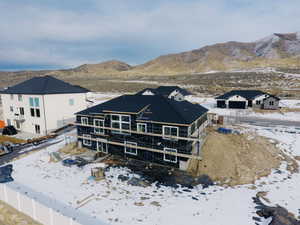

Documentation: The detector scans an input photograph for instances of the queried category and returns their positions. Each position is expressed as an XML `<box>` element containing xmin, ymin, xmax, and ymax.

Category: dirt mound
<box><xmin>187</xmin><ymin>130</ymin><xmax>296</xmax><ymax>186</ymax></box>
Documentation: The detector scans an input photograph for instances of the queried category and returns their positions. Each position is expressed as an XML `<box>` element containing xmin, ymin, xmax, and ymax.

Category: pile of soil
<box><xmin>187</xmin><ymin>130</ymin><xmax>297</xmax><ymax>186</ymax></box>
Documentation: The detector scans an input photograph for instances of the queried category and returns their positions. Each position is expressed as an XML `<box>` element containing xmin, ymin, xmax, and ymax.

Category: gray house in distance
<box><xmin>215</xmin><ymin>90</ymin><xmax>280</xmax><ymax>110</ymax></box>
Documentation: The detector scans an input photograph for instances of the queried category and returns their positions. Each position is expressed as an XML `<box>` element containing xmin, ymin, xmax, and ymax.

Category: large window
<box><xmin>163</xmin><ymin>126</ymin><xmax>178</xmax><ymax>140</ymax></box>
<box><xmin>124</xmin><ymin>141</ymin><xmax>137</xmax><ymax>155</ymax></box>
<box><xmin>164</xmin><ymin>148</ymin><xmax>177</xmax><ymax>163</ymax></box>
<box><xmin>29</xmin><ymin>97</ymin><xmax>40</xmax><ymax>117</ymax></box>
<box><xmin>137</xmin><ymin>123</ymin><xmax>147</xmax><ymax>133</ymax></box>
<box><xmin>35</xmin><ymin>124</ymin><xmax>41</xmax><ymax>134</ymax></box>
<box><xmin>83</xmin><ymin>134</ymin><xmax>92</xmax><ymax>146</ymax></box>
<box><xmin>94</xmin><ymin>119</ymin><xmax>105</xmax><ymax>134</ymax></box>
<box><xmin>111</xmin><ymin>114</ymin><xmax>131</xmax><ymax>134</ymax></box>
<box><xmin>81</xmin><ymin>117</ymin><xmax>89</xmax><ymax>125</ymax></box>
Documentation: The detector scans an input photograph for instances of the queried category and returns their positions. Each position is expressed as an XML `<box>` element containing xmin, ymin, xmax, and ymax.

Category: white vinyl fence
<box><xmin>0</xmin><ymin>182</ymin><xmax>107</xmax><ymax>225</ymax></box>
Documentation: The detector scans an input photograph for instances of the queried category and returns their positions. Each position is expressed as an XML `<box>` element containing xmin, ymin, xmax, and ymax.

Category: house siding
<box><xmin>76</xmin><ymin>113</ymin><xmax>206</xmax><ymax>168</ymax></box>
<box><xmin>263</xmin><ymin>96</ymin><xmax>279</xmax><ymax>110</ymax></box>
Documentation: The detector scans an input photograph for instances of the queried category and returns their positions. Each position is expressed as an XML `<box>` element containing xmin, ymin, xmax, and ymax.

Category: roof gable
<box><xmin>1</xmin><ymin>75</ymin><xmax>90</xmax><ymax>95</ymax></box>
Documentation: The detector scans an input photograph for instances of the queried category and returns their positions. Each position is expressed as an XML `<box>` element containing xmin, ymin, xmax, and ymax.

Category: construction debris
<box><xmin>91</xmin><ymin>167</ymin><xmax>105</xmax><ymax>181</ymax></box>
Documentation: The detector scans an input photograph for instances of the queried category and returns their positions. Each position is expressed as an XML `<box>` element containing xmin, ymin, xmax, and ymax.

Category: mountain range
<box><xmin>3</xmin><ymin>32</ymin><xmax>300</xmax><ymax>77</ymax></box>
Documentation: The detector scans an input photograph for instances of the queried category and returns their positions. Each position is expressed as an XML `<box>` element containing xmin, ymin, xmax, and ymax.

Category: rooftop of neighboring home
<box><xmin>77</xmin><ymin>95</ymin><xmax>208</xmax><ymax>125</ymax></box>
<box><xmin>215</xmin><ymin>90</ymin><xmax>280</xmax><ymax>100</ymax></box>
<box><xmin>136</xmin><ymin>86</ymin><xmax>192</xmax><ymax>97</ymax></box>
<box><xmin>0</xmin><ymin>75</ymin><xmax>90</xmax><ymax>95</ymax></box>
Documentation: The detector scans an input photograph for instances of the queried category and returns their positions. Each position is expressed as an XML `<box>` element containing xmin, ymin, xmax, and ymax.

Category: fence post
<box><xmin>49</xmin><ymin>208</ymin><xmax>54</xmax><ymax>225</ymax></box>
<box><xmin>32</xmin><ymin>198</ymin><xmax>37</xmax><ymax>220</ymax></box>
<box><xmin>17</xmin><ymin>192</ymin><xmax>21</xmax><ymax>211</ymax></box>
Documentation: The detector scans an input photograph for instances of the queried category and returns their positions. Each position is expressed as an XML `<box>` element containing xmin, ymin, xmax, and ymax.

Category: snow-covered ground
<box><xmin>9</xmin><ymin>125</ymin><xmax>300</xmax><ymax>225</ymax></box>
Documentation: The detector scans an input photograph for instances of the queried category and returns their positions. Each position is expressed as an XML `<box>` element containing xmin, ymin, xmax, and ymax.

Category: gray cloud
<box><xmin>0</xmin><ymin>0</ymin><xmax>299</xmax><ymax>70</ymax></box>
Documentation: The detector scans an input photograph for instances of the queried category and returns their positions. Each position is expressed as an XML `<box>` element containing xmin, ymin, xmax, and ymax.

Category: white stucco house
<box><xmin>0</xmin><ymin>75</ymin><xmax>91</xmax><ymax>135</ymax></box>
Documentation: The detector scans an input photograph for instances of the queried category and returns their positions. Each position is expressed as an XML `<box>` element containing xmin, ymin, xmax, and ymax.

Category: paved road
<box><xmin>0</xmin><ymin>138</ymin><xmax>63</xmax><ymax>166</ymax></box>
<box><xmin>225</xmin><ymin>115</ymin><xmax>300</xmax><ymax>128</ymax></box>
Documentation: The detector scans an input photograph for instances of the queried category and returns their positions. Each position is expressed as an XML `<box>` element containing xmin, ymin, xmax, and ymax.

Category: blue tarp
<box><xmin>217</xmin><ymin>127</ymin><xmax>232</xmax><ymax>134</ymax></box>
<box><xmin>0</xmin><ymin>164</ymin><xmax>14</xmax><ymax>183</ymax></box>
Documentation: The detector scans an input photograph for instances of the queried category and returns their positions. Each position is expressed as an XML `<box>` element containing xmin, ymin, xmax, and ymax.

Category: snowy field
<box><xmin>9</xmin><ymin>125</ymin><xmax>300</xmax><ymax>225</ymax></box>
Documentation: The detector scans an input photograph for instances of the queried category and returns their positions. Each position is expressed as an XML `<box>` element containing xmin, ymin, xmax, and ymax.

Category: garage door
<box><xmin>228</xmin><ymin>101</ymin><xmax>246</xmax><ymax>109</ymax></box>
<box><xmin>217</xmin><ymin>100</ymin><xmax>226</xmax><ymax>108</ymax></box>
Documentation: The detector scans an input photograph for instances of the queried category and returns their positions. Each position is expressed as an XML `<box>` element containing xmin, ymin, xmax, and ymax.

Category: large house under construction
<box><xmin>75</xmin><ymin>92</ymin><xmax>208</xmax><ymax>169</ymax></box>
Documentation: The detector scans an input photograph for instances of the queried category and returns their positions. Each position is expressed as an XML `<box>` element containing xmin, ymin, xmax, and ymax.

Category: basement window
<box><xmin>137</xmin><ymin>123</ymin><xmax>147</xmax><ymax>133</ymax></box>
<box><xmin>94</xmin><ymin>119</ymin><xmax>105</xmax><ymax>134</ymax></box>
<box><xmin>163</xmin><ymin>148</ymin><xmax>177</xmax><ymax>163</ymax></box>
<box><xmin>81</xmin><ymin>117</ymin><xmax>89</xmax><ymax>125</ymax></box>
<box><xmin>124</xmin><ymin>141</ymin><xmax>137</xmax><ymax>155</ymax></box>
<box><xmin>83</xmin><ymin>134</ymin><xmax>92</xmax><ymax>146</ymax></box>
<box><xmin>163</xmin><ymin>126</ymin><xmax>178</xmax><ymax>140</ymax></box>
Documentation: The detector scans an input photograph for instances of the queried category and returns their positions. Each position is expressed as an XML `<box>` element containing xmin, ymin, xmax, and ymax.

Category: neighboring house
<box><xmin>136</xmin><ymin>86</ymin><xmax>192</xmax><ymax>101</ymax></box>
<box><xmin>0</xmin><ymin>76</ymin><xmax>90</xmax><ymax>135</ymax></box>
<box><xmin>215</xmin><ymin>90</ymin><xmax>280</xmax><ymax>110</ymax></box>
<box><xmin>75</xmin><ymin>94</ymin><xmax>208</xmax><ymax>169</ymax></box>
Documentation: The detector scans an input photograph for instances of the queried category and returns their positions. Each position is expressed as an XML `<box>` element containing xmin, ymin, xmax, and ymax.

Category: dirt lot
<box><xmin>0</xmin><ymin>136</ymin><xmax>25</xmax><ymax>144</ymax></box>
<box><xmin>187</xmin><ymin>129</ymin><xmax>298</xmax><ymax>186</ymax></box>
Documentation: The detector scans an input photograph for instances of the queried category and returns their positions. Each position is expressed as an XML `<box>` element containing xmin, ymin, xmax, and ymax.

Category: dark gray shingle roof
<box><xmin>215</xmin><ymin>90</ymin><xmax>268</xmax><ymax>100</ymax></box>
<box><xmin>1</xmin><ymin>75</ymin><xmax>90</xmax><ymax>95</ymax></box>
<box><xmin>77</xmin><ymin>95</ymin><xmax>208</xmax><ymax>125</ymax></box>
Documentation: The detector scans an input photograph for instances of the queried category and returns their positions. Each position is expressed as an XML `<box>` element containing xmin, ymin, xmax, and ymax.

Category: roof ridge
<box><xmin>161</xmin><ymin>97</ymin><xmax>189</xmax><ymax>124</ymax></box>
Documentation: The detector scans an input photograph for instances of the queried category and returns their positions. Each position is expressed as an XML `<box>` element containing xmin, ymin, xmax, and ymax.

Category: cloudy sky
<box><xmin>0</xmin><ymin>0</ymin><xmax>299</xmax><ymax>71</ymax></box>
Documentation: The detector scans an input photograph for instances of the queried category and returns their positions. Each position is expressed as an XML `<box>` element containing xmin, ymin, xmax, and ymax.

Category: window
<box><xmin>164</xmin><ymin>148</ymin><xmax>177</xmax><ymax>163</ymax></box>
<box><xmin>18</xmin><ymin>94</ymin><xmax>22</xmax><ymax>102</ymax></box>
<box><xmin>81</xmin><ymin>117</ymin><xmax>88</xmax><ymax>125</ymax></box>
<box><xmin>94</xmin><ymin>119</ymin><xmax>104</xmax><ymax>134</ymax></box>
<box><xmin>29</xmin><ymin>97</ymin><xmax>34</xmax><ymax>107</ymax></box>
<box><xmin>36</xmin><ymin>109</ymin><xmax>40</xmax><ymax>117</ymax></box>
<box><xmin>34</xmin><ymin>98</ymin><xmax>39</xmax><ymax>107</ymax></box>
<box><xmin>6</xmin><ymin>119</ymin><xmax>11</xmax><ymax>126</ymax></box>
<box><xmin>10</xmin><ymin>106</ymin><xmax>13</xmax><ymax>112</ymax></box>
<box><xmin>83</xmin><ymin>134</ymin><xmax>92</xmax><ymax>146</ymax></box>
<box><xmin>124</xmin><ymin>141</ymin><xmax>137</xmax><ymax>155</ymax></box>
<box><xmin>97</xmin><ymin>141</ymin><xmax>107</xmax><ymax>153</ymax></box>
<box><xmin>10</xmin><ymin>94</ymin><xmax>14</xmax><ymax>100</ymax></box>
<box><xmin>19</xmin><ymin>107</ymin><xmax>24</xmax><ymax>115</ymax></box>
<box><xmin>111</xmin><ymin>114</ymin><xmax>131</xmax><ymax>134</ymax></box>
<box><xmin>256</xmin><ymin>100</ymin><xmax>261</xmax><ymax>105</ymax></box>
<box><xmin>30</xmin><ymin>108</ymin><xmax>35</xmax><ymax>117</ymax></box>
<box><xmin>137</xmin><ymin>123</ymin><xmax>147</xmax><ymax>133</ymax></box>
<box><xmin>163</xmin><ymin>126</ymin><xmax>179</xmax><ymax>140</ymax></box>
<box><xmin>29</xmin><ymin>97</ymin><xmax>39</xmax><ymax>107</ymax></box>
<box><xmin>69</xmin><ymin>99</ymin><xmax>74</xmax><ymax>106</ymax></box>
<box><xmin>35</xmin><ymin>124</ymin><xmax>40</xmax><ymax>134</ymax></box>
<box><xmin>269</xmin><ymin>101</ymin><xmax>274</xmax><ymax>106</ymax></box>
